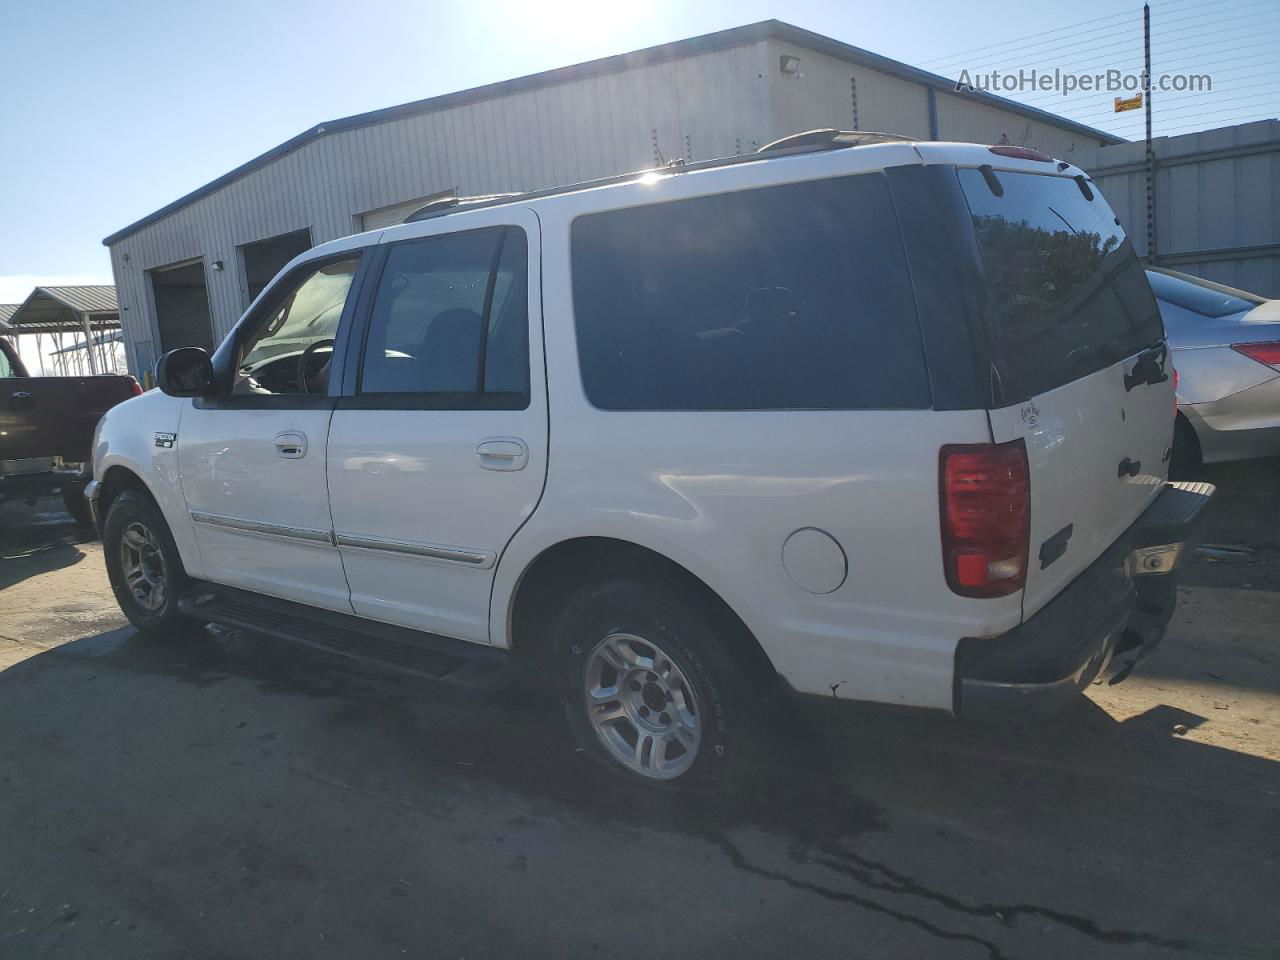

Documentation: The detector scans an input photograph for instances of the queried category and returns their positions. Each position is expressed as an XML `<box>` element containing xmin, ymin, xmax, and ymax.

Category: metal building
<box><xmin>104</xmin><ymin>19</ymin><xmax>1122</xmax><ymax>376</ymax></box>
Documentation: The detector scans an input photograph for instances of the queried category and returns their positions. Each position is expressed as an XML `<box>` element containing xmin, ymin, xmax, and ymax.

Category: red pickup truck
<box><xmin>0</xmin><ymin>335</ymin><xmax>140</xmax><ymax>524</ymax></box>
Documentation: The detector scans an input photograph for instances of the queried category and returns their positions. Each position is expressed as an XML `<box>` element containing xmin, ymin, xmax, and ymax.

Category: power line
<box><xmin>918</xmin><ymin>11</ymin><xmax>1131</xmax><ymax>66</ymax></box>
<box><xmin>1008</xmin><ymin>37</ymin><xmax>1275</xmax><ymax>108</ymax></box>
<box><xmin>1059</xmin><ymin>79</ymin><xmax>1280</xmax><ymax>120</ymax></box>
<box><xmin>1006</xmin><ymin>77</ymin><xmax>1279</xmax><ymax>127</ymax></box>
<box><xmin>922</xmin><ymin>0</ymin><xmax>1275</xmax><ymax>69</ymax></box>
<box><xmin>1014</xmin><ymin>67</ymin><xmax>1268</xmax><ymax>114</ymax></box>
<box><xmin>1154</xmin><ymin>38</ymin><xmax>1280</xmax><ymax>72</ymax></box>
<box><xmin>1145</xmin><ymin>0</ymin><xmax>1280</xmax><ymax>31</ymax></box>
<box><xmin>1152</xmin><ymin>26</ymin><xmax>1280</xmax><ymax>62</ymax></box>
<box><xmin>1157</xmin><ymin>39</ymin><xmax>1274</xmax><ymax>72</ymax></box>
<box><xmin>1056</xmin><ymin>85</ymin><xmax>1280</xmax><ymax>126</ymax></box>
<box><xmin>1158</xmin><ymin>105</ymin><xmax>1278</xmax><ymax>131</ymax></box>
<box><xmin>935</xmin><ymin>13</ymin><xmax>1271</xmax><ymax>89</ymax></box>
<box><xmin>929</xmin><ymin>26</ymin><xmax>1145</xmax><ymax>72</ymax></box>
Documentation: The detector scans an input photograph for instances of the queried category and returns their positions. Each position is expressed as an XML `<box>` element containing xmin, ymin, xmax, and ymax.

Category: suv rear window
<box><xmin>571</xmin><ymin>174</ymin><xmax>930</xmax><ymax>411</ymax></box>
<box><xmin>958</xmin><ymin>168</ymin><xmax>1163</xmax><ymax>403</ymax></box>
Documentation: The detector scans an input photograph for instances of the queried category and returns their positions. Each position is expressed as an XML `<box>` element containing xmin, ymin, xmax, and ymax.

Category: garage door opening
<box><xmin>149</xmin><ymin>259</ymin><xmax>214</xmax><ymax>354</ymax></box>
<box><xmin>239</xmin><ymin>228</ymin><xmax>312</xmax><ymax>304</ymax></box>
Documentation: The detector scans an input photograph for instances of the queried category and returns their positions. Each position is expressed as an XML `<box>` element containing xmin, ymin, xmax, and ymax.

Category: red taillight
<box><xmin>988</xmin><ymin>145</ymin><xmax>1054</xmax><ymax>163</ymax></box>
<box><xmin>128</xmin><ymin>376</ymin><xmax>143</xmax><ymax>396</ymax></box>
<box><xmin>940</xmin><ymin>440</ymin><xmax>1030</xmax><ymax>598</ymax></box>
<box><xmin>1231</xmin><ymin>341</ymin><xmax>1280</xmax><ymax>370</ymax></box>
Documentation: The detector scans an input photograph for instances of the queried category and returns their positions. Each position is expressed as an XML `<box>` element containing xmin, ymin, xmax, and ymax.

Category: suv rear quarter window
<box><xmin>570</xmin><ymin>174</ymin><xmax>930</xmax><ymax>411</ymax></box>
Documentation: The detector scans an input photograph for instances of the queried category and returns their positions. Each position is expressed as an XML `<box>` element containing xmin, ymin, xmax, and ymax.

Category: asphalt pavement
<box><xmin>1</xmin><ymin>460</ymin><xmax>1277</xmax><ymax>959</ymax></box>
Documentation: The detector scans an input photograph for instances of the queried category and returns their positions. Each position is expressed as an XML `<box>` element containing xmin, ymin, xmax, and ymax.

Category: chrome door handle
<box><xmin>274</xmin><ymin>431</ymin><xmax>308</xmax><ymax>459</ymax></box>
<box><xmin>475</xmin><ymin>437</ymin><xmax>528</xmax><ymax>471</ymax></box>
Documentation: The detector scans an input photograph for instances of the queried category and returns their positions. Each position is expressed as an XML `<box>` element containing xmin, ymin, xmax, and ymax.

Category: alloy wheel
<box><xmin>582</xmin><ymin>632</ymin><xmax>702</xmax><ymax>780</ymax></box>
<box><xmin>119</xmin><ymin>521</ymin><xmax>168</xmax><ymax>612</ymax></box>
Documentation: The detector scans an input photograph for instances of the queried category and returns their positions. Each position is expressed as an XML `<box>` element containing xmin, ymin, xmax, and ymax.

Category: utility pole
<box><xmin>1144</xmin><ymin>3</ymin><xmax>1157</xmax><ymax>264</ymax></box>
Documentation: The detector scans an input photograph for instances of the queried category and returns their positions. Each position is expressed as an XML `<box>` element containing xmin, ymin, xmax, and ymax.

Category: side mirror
<box><xmin>156</xmin><ymin>347</ymin><xmax>215</xmax><ymax>398</ymax></box>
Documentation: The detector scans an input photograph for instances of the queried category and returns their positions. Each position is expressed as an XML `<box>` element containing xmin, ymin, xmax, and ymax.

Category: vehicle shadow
<box><xmin>1</xmin><ymin>621</ymin><xmax>1277</xmax><ymax>957</ymax></box>
<box><xmin>0</xmin><ymin>500</ymin><xmax>93</xmax><ymax>591</ymax></box>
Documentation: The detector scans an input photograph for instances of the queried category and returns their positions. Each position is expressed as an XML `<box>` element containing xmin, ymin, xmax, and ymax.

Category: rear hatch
<box><xmin>956</xmin><ymin>165</ymin><xmax>1173</xmax><ymax>618</ymax></box>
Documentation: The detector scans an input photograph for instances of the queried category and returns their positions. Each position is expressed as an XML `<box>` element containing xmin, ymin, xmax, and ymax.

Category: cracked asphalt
<box><xmin>1</xmin><ymin>460</ymin><xmax>1277</xmax><ymax>959</ymax></box>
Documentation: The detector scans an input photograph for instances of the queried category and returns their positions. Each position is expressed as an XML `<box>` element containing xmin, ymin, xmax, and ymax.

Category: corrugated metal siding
<box><xmin>1078</xmin><ymin>120</ymin><xmax>1280</xmax><ymax>297</ymax></box>
<box><xmin>934</xmin><ymin>92</ymin><xmax>1107</xmax><ymax>158</ymax></box>
<box><xmin>766</xmin><ymin>40</ymin><xmax>931</xmax><ymax>140</ymax></box>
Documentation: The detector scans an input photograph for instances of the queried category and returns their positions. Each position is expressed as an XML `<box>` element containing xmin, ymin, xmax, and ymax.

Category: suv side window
<box><xmin>358</xmin><ymin>226</ymin><xmax>528</xmax><ymax>406</ymax></box>
<box><xmin>0</xmin><ymin>342</ymin><xmax>13</xmax><ymax>379</ymax></box>
<box><xmin>233</xmin><ymin>257</ymin><xmax>361</xmax><ymax>395</ymax></box>
<box><xmin>570</xmin><ymin>174</ymin><xmax>930</xmax><ymax>411</ymax></box>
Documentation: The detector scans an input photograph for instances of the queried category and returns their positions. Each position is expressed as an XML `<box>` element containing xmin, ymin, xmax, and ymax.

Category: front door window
<box><xmin>233</xmin><ymin>257</ymin><xmax>359</xmax><ymax>395</ymax></box>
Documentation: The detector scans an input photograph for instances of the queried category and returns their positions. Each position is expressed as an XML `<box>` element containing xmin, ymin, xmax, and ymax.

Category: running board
<box><xmin>178</xmin><ymin>582</ymin><xmax>507</xmax><ymax>687</ymax></box>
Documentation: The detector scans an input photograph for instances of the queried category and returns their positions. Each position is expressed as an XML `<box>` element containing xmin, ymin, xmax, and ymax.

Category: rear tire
<box><xmin>554</xmin><ymin>577</ymin><xmax>763</xmax><ymax>792</ymax></box>
<box><xmin>103</xmin><ymin>491</ymin><xmax>196</xmax><ymax>635</ymax></box>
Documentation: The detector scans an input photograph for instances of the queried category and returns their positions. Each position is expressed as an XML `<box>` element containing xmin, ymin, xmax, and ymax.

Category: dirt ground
<box><xmin>0</xmin><ymin>460</ymin><xmax>1277</xmax><ymax>959</ymax></box>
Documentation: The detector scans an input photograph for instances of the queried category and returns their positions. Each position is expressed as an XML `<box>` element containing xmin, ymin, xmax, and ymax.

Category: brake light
<box><xmin>940</xmin><ymin>441</ymin><xmax>1030</xmax><ymax>598</ymax></box>
<box><xmin>1231</xmin><ymin>341</ymin><xmax>1280</xmax><ymax>370</ymax></box>
<box><xmin>988</xmin><ymin>145</ymin><xmax>1054</xmax><ymax>163</ymax></box>
<box><xmin>127</xmin><ymin>376</ymin><xmax>143</xmax><ymax>396</ymax></box>
<box><xmin>1173</xmin><ymin>367</ymin><xmax>1180</xmax><ymax>417</ymax></box>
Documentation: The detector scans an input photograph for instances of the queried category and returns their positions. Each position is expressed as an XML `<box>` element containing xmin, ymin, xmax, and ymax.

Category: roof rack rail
<box><xmin>757</xmin><ymin>128</ymin><xmax>912</xmax><ymax>154</ymax></box>
<box><xmin>405</xmin><ymin>191</ymin><xmax>522</xmax><ymax>223</ymax></box>
<box><xmin>396</xmin><ymin>129</ymin><xmax>917</xmax><ymax>224</ymax></box>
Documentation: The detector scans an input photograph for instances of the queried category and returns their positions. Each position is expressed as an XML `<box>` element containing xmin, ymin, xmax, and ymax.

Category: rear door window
<box><xmin>570</xmin><ymin>174</ymin><xmax>930</xmax><ymax>411</ymax></box>
<box><xmin>958</xmin><ymin>168</ymin><xmax>1163</xmax><ymax>402</ymax></box>
<box><xmin>359</xmin><ymin>226</ymin><xmax>529</xmax><ymax>404</ymax></box>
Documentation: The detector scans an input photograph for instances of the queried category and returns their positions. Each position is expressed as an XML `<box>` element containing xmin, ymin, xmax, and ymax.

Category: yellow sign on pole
<box><xmin>1115</xmin><ymin>93</ymin><xmax>1144</xmax><ymax>113</ymax></box>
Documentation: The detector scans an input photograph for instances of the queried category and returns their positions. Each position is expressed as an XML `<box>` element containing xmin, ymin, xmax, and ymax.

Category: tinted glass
<box><xmin>958</xmin><ymin>169</ymin><xmax>1164</xmax><ymax>402</ymax></box>
<box><xmin>1146</xmin><ymin>269</ymin><xmax>1261</xmax><ymax>319</ymax></box>
<box><xmin>361</xmin><ymin>227</ymin><xmax>528</xmax><ymax>398</ymax></box>
<box><xmin>0</xmin><ymin>344</ymin><xmax>12</xmax><ymax>379</ymax></box>
<box><xmin>234</xmin><ymin>257</ymin><xmax>359</xmax><ymax>395</ymax></box>
<box><xmin>571</xmin><ymin>174</ymin><xmax>930</xmax><ymax>411</ymax></box>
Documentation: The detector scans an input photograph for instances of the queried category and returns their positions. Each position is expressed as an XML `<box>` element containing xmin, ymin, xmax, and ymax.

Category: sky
<box><xmin>1</xmin><ymin>0</ymin><xmax>1276</xmax><ymax>311</ymax></box>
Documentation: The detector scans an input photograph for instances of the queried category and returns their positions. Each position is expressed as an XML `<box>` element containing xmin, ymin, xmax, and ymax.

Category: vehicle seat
<box><xmin>418</xmin><ymin>308</ymin><xmax>483</xmax><ymax>391</ymax></box>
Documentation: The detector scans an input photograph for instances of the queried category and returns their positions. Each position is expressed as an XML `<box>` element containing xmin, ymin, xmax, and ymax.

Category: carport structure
<box><xmin>4</xmin><ymin>286</ymin><xmax>122</xmax><ymax>375</ymax></box>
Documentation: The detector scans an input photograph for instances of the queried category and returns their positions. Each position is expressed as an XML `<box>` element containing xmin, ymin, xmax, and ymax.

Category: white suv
<box><xmin>91</xmin><ymin>132</ymin><xmax>1213</xmax><ymax>790</ymax></box>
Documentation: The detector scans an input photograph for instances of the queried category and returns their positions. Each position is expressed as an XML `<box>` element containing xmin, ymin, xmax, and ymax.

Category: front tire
<box><xmin>555</xmin><ymin>577</ymin><xmax>761</xmax><ymax>791</ymax></box>
<box><xmin>62</xmin><ymin>481</ymin><xmax>93</xmax><ymax>527</ymax></box>
<box><xmin>103</xmin><ymin>491</ymin><xmax>193</xmax><ymax>635</ymax></box>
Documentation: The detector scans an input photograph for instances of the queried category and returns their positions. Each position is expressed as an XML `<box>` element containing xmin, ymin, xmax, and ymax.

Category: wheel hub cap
<box><xmin>583</xmin><ymin>632</ymin><xmax>701</xmax><ymax>780</ymax></box>
<box><xmin>120</xmin><ymin>521</ymin><xmax>167</xmax><ymax>612</ymax></box>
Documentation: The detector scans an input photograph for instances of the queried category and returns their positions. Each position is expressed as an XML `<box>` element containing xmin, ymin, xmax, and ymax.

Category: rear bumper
<box><xmin>0</xmin><ymin>466</ymin><xmax>85</xmax><ymax>502</ymax></box>
<box><xmin>956</xmin><ymin>480</ymin><xmax>1215</xmax><ymax>721</ymax></box>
